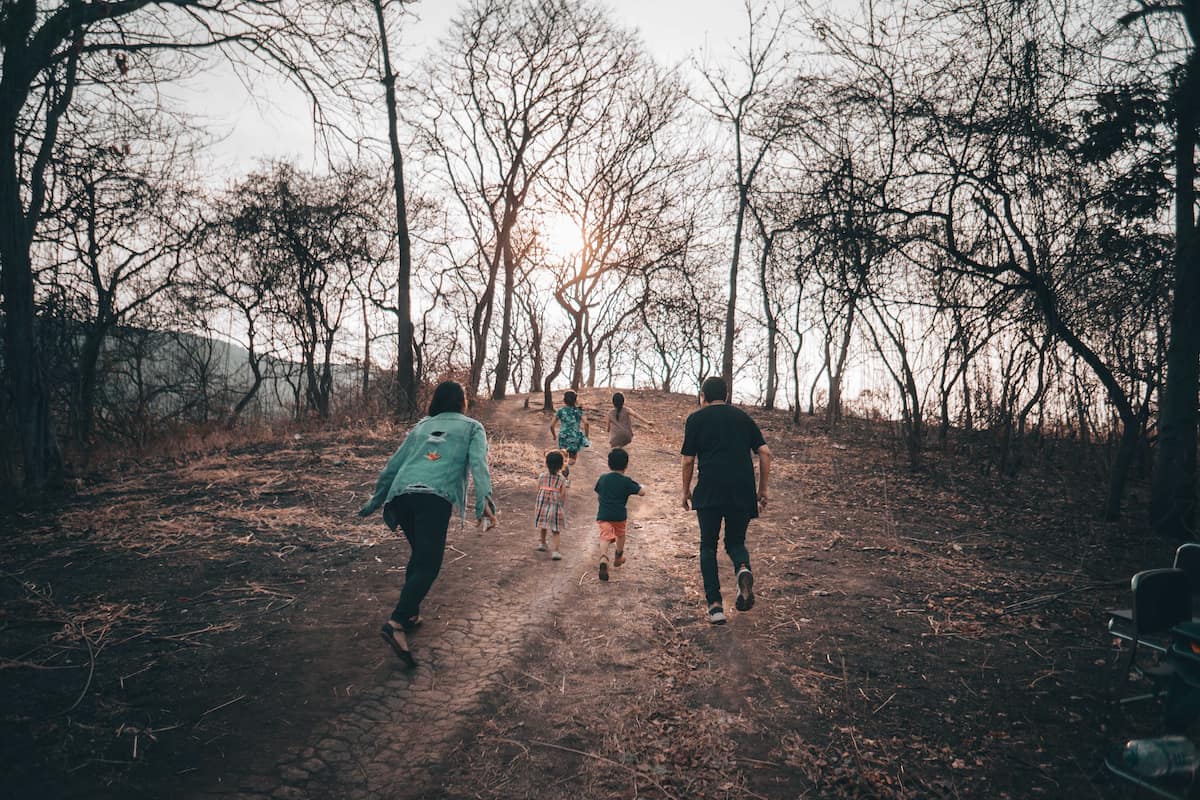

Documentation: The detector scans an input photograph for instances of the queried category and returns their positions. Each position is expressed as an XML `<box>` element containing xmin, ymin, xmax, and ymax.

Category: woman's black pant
<box><xmin>386</xmin><ymin>493</ymin><xmax>453</xmax><ymax>626</ymax></box>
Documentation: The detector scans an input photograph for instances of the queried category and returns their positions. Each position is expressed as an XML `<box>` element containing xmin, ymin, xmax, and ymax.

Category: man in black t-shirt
<box><xmin>681</xmin><ymin>376</ymin><xmax>771</xmax><ymax>624</ymax></box>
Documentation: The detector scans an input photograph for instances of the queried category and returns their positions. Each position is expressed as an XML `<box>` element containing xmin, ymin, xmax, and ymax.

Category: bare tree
<box><xmin>411</xmin><ymin>0</ymin><xmax>638</xmax><ymax>399</ymax></box>
<box><xmin>536</xmin><ymin>56</ymin><xmax>692</xmax><ymax>407</ymax></box>
<box><xmin>38</xmin><ymin>123</ymin><xmax>200</xmax><ymax>459</ymax></box>
<box><xmin>1112</xmin><ymin>1</ymin><xmax>1200</xmax><ymax>537</ymax></box>
<box><xmin>220</xmin><ymin>162</ymin><xmax>382</xmax><ymax>421</ymax></box>
<box><xmin>367</xmin><ymin>0</ymin><xmax>420</xmax><ymax>417</ymax></box>
<box><xmin>0</xmin><ymin>0</ymin><xmax>339</xmax><ymax>488</ymax></box>
<box><xmin>697</xmin><ymin>0</ymin><xmax>803</xmax><ymax>393</ymax></box>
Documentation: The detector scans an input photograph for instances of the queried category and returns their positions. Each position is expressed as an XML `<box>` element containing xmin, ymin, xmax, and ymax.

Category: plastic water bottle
<box><xmin>1123</xmin><ymin>736</ymin><xmax>1200</xmax><ymax>777</ymax></box>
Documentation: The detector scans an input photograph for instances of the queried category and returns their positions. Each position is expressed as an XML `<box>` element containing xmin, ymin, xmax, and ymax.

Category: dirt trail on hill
<box><xmin>188</xmin><ymin>392</ymin><xmax>741</xmax><ymax>800</ymax></box>
<box><xmin>3</xmin><ymin>389</ymin><xmax>1136</xmax><ymax>799</ymax></box>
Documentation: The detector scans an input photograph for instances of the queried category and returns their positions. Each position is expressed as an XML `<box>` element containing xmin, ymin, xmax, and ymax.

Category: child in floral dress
<box><xmin>550</xmin><ymin>390</ymin><xmax>590</xmax><ymax>466</ymax></box>
<box><xmin>534</xmin><ymin>450</ymin><xmax>569</xmax><ymax>560</ymax></box>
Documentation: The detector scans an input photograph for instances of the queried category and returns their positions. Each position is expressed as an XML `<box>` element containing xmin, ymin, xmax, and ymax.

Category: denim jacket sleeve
<box><xmin>358</xmin><ymin>429</ymin><xmax>419</xmax><ymax>517</ymax></box>
<box><xmin>468</xmin><ymin>421</ymin><xmax>493</xmax><ymax>519</ymax></box>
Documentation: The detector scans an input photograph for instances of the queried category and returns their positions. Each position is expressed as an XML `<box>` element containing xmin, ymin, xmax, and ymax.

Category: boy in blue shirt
<box><xmin>594</xmin><ymin>448</ymin><xmax>644</xmax><ymax>581</ymax></box>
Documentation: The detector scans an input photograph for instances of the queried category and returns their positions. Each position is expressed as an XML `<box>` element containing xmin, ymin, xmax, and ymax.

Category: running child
<box><xmin>550</xmin><ymin>390</ymin><xmax>590</xmax><ymax>466</ymax></box>
<box><xmin>534</xmin><ymin>450</ymin><xmax>569</xmax><ymax>560</ymax></box>
<box><xmin>606</xmin><ymin>392</ymin><xmax>653</xmax><ymax>448</ymax></box>
<box><xmin>594</xmin><ymin>447</ymin><xmax>644</xmax><ymax>581</ymax></box>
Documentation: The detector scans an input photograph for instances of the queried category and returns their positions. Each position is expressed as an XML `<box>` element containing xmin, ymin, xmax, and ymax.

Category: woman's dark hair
<box><xmin>545</xmin><ymin>450</ymin><xmax>564</xmax><ymax>474</ymax></box>
<box><xmin>608</xmin><ymin>448</ymin><xmax>629</xmax><ymax>470</ymax></box>
<box><xmin>563</xmin><ymin>390</ymin><xmax>577</xmax><ymax>407</ymax></box>
<box><xmin>428</xmin><ymin>381</ymin><xmax>466</xmax><ymax>416</ymax></box>
<box><xmin>612</xmin><ymin>392</ymin><xmax>625</xmax><ymax>417</ymax></box>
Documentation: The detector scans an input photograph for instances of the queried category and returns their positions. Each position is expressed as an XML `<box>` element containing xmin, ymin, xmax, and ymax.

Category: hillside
<box><xmin>0</xmin><ymin>389</ymin><xmax>1163</xmax><ymax>798</ymax></box>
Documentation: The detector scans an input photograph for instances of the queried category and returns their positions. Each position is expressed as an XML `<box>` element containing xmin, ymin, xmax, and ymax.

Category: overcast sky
<box><xmin>173</xmin><ymin>0</ymin><xmax>827</xmax><ymax>176</ymax></box>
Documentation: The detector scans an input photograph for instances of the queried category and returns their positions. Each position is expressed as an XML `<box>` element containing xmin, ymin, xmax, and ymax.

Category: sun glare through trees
<box><xmin>540</xmin><ymin>212</ymin><xmax>585</xmax><ymax>261</ymax></box>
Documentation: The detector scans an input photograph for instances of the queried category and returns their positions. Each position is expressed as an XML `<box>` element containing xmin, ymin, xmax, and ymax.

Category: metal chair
<box><xmin>1176</xmin><ymin>544</ymin><xmax>1200</xmax><ymax>609</ymax></box>
<box><xmin>1109</xmin><ymin>568</ymin><xmax>1192</xmax><ymax>703</ymax></box>
<box><xmin>1104</xmin><ymin>754</ymin><xmax>1200</xmax><ymax>800</ymax></box>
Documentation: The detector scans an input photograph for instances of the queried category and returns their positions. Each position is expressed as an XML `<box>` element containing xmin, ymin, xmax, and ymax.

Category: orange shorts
<box><xmin>597</xmin><ymin>521</ymin><xmax>627</xmax><ymax>542</ymax></box>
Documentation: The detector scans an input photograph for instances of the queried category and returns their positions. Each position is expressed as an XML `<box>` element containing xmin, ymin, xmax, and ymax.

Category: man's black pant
<box><xmin>696</xmin><ymin>507</ymin><xmax>752</xmax><ymax>605</ymax></box>
<box><xmin>386</xmin><ymin>492</ymin><xmax>453</xmax><ymax>626</ymax></box>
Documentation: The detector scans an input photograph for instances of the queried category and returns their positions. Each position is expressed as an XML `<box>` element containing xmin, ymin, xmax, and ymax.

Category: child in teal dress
<box><xmin>550</xmin><ymin>390</ymin><xmax>590</xmax><ymax>466</ymax></box>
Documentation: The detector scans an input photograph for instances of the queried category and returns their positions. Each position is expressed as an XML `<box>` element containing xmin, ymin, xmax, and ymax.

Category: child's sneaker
<box><xmin>535</xmin><ymin>543</ymin><xmax>547</xmax><ymax>552</ymax></box>
<box><xmin>613</xmin><ymin>551</ymin><xmax>625</xmax><ymax>567</ymax></box>
<box><xmin>599</xmin><ymin>561</ymin><xmax>609</xmax><ymax>581</ymax></box>
<box><xmin>707</xmin><ymin>604</ymin><xmax>727</xmax><ymax>625</ymax></box>
<box><xmin>551</xmin><ymin>551</ymin><xmax>562</xmax><ymax>561</ymax></box>
<box><xmin>735</xmin><ymin>567</ymin><xmax>755</xmax><ymax>611</ymax></box>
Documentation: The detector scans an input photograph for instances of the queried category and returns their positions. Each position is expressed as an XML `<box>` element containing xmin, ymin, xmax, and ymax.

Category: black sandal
<box><xmin>380</xmin><ymin>624</ymin><xmax>416</xmax><ymax>669</ymax></box>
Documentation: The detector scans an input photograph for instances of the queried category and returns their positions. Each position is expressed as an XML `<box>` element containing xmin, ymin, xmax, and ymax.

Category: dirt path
<box><xmin>2</xmin><ymin>389</ymin><xmax>1140</xmax><ymax>799</ymax></box>
<box><xmin>181</xmin><ymin>391</ymin><xmax>730</xmax><ymax>799</ymax></box>
<box><xmin>425</xmin><ymin>392</ymin><xmax>803</xmax><ymax>799</ymax></box>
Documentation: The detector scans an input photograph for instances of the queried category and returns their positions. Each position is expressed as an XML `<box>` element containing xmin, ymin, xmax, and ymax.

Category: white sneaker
<box><xmin>707</xmin><ymin>605</ymin><xmax>727</xmax><ymax>625</ymax></box>
<box><xmin>535</xmin><ymin>543</ymin><xmax>547</xmax><ymax>552</ymax></box>
<box><xmin>551</xmin><ymin>551</ymin><xmax>562</xmax><ymax>561</ymax></box>
<box><xmin>735</xmin><ymin>567</ymin><xmax>755</xmax><ymax>611</ymax></box>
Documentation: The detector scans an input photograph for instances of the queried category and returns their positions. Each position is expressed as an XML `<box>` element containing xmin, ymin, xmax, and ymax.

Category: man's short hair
<box><xmin>701</xmin><ymin>376</ymin><xmax>727</xmax><ymax>403</ymax></box>
<box><xmin>608</xmin><ymin>448</ymin><xmax>629</xmax><ymax>470</ymax></box>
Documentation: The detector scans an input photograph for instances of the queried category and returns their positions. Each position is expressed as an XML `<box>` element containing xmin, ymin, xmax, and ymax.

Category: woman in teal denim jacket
<box><xmin>359</xmin><ymin>381</ymin><xmax>497</xmax><ymax>667</ymax></box>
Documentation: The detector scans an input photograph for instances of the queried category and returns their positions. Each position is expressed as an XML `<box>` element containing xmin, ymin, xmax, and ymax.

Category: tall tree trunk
<box><xmin>361</xmin><ymin>295</ymin><xmax>371</xmax><ymax>401</ymax></box>
<box><xmin>808</xmin><ymin>354</ymin><xmax>825</xmax><ymax>416</ymax></box>
<box><xmin>527</xmin><ymin>305</ymin><xmax>543</xmax><ymax>395</ymax></box>
<box><xmin>937</xmin><ymin>339</ymin><xmax>955</xmax><ymax>443</ymax></box>
<box><xmin>571</xmin><ymin>330</ymin><xmax>584</xmax><ymax>389</ymax></box>
<box><xmin>0</xmin><ymin>39</ymin><xmax>73</xmax><ymax>490</ymax></box>
<box><xmin>721</xmin><ymin>186</ymin><xmax>748</xmax><ymax>395</ymax></box>
<box><xmin>587</xmin><ymin>337</ymin><xmax>598</xmax><ymax>388</ymax></box>
<box><xmin>1072</xmin><ymin>364</ymin><xmax>1090</xmax><ymax>444</ymax></box>
<box><xmin>471</xmin><ymin>205</ymin><xmax>514</xmax><ymax>396</ymax></box>
<box><xmin>1152</xmin><ymin>50</ymin><xmax>1200</xmax><ymax>539</ymax></box>
<box><xmin>1027</xmin><ymin>273</ymin><xmax>1138</xmax><ymax>518</ymax></box>
<box><xmin>492</xmin><ymin>217</ymin><xmax>518</xmax><ymax>399</ymax></box>
<box><xmin>1111</xmin><ymin>413</ymin><xmax>1145</xmax><ymax>521</ymax></box>
<box><xmin>75</xmin><ymin>319</ymin><xmax>109</xmax><ymax>462</ymax></box>
<box><xmin>828</xmin><ymin>300</ymin><xmax>856</xmax><ymax>425</ymax></box>
<box><xmin>758</xmin><ymin>229</ymin><xmax>779</xmax><ymax>409</ymax></box>
<box><xmin>790</xmin><ymin>318</ymin><xmax>804</xmax><ymax>424</ymax></box>
<box><xmin>960</xmin><ymin>360</ymin><xmax>973</xmax><ymax>433</ymax></box>
<box><xmin>227</xmin><ymin>347</ymin><xmax>264</xmax><ymax>429</ymax></box>
<box><xmin>792</xmin><ymin>350</ymin><xmax>802</xmax><ymax>424</ymax></box>
<box><xmin>0</xmin><ymin>237</ymin><xmax>63</xmax><ymax>489</ymax></box>
<box><xmin>902</xmin><ymin>360</ymin><xmax>922</xmax><ymax>469</ymax></box>
<box><xmin>373</xmin><ymin>0</ymin><xmax>417</xmax><ymax>418</ymax></box>
<box><xmin>469</xmin><ymin>281</ymin><xmax>496</xmax><ymax>394</ymax></box>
